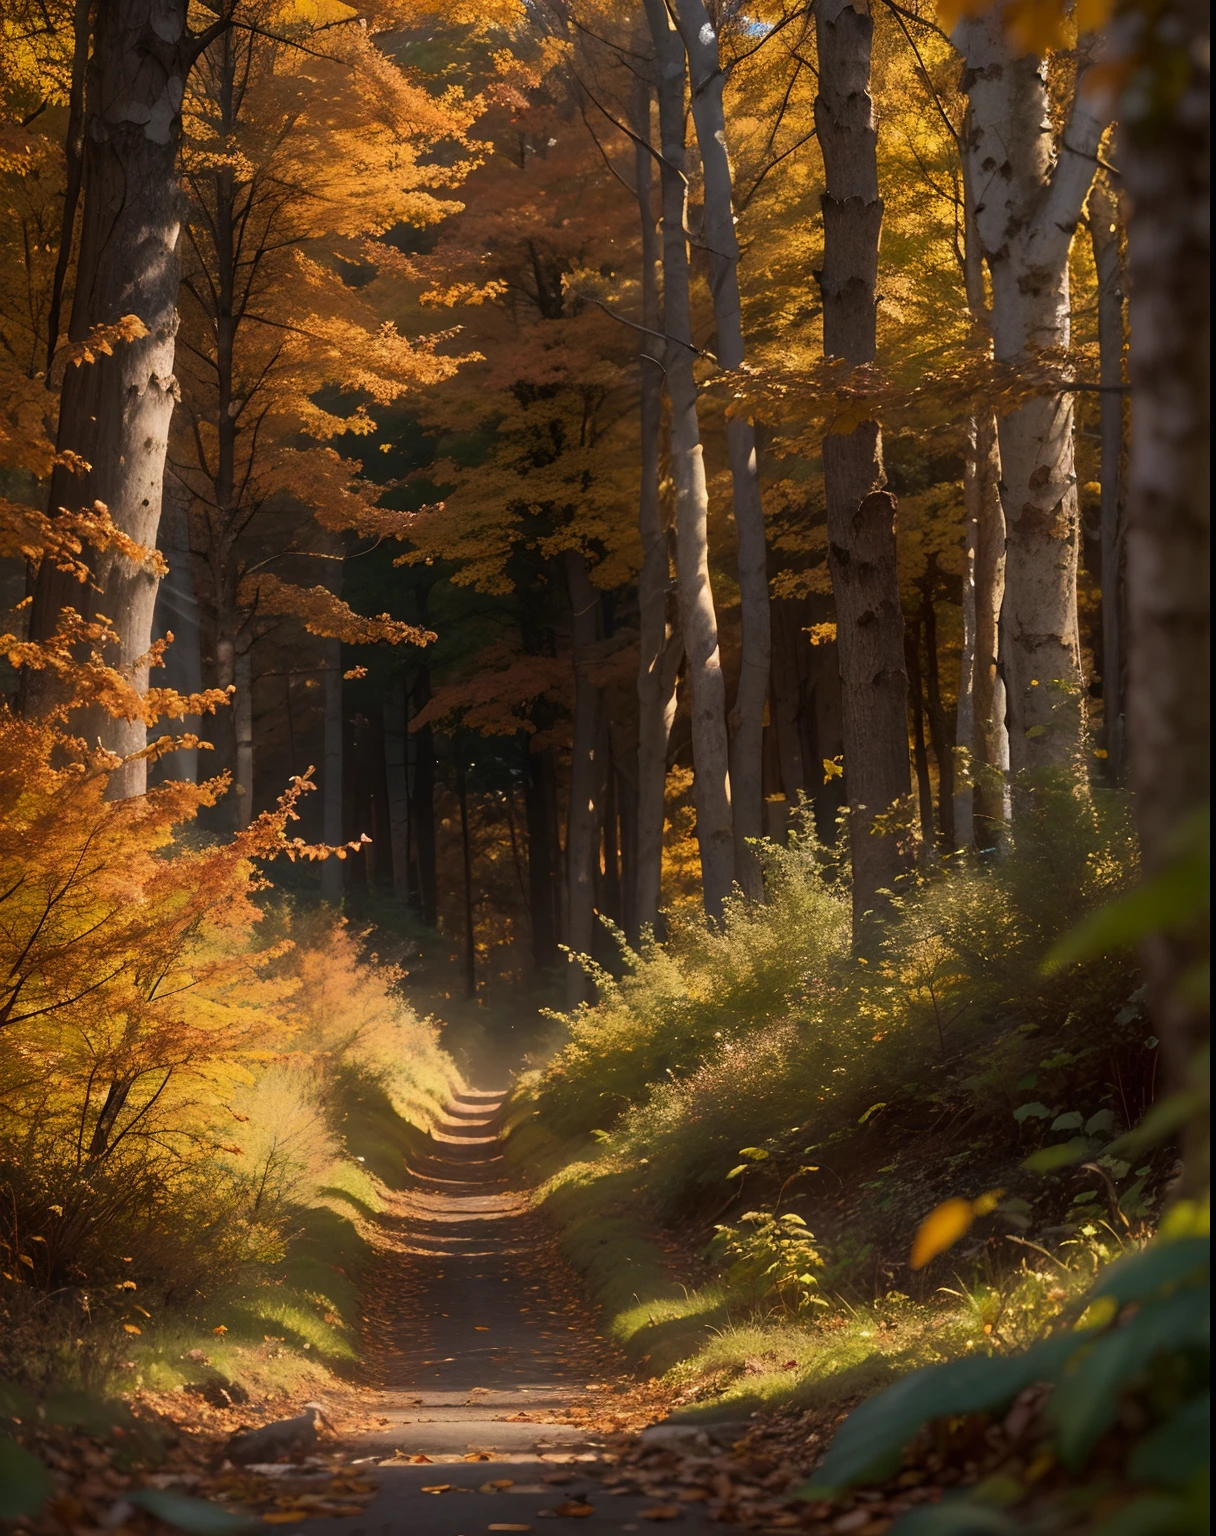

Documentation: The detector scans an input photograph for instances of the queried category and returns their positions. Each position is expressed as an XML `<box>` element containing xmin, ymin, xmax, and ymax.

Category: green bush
<box><xmin>534</xmin><ymin>785</ymin><xmax>1147</xmax><ymax>1247</ymax></box>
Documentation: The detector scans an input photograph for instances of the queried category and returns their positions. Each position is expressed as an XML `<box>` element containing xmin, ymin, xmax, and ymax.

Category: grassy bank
<box><xmin>511</xmin><ymin>786</ymin><xmax>1170</xmax><ymax>1426</ymax></box>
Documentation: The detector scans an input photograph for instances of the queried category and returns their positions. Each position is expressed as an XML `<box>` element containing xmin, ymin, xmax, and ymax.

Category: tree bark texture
<box><xmin>644</xmin><ymin>0</ymin><xmax>735</xmax><ymax>923</ymax></box>
<box><xmin>815</xmin><ymin>0</ymin><xmax>912</xmax><ymax>935</ymax></box>
<box><xmin>954</xmin><ymin>16</ymin><xmax>1109</xmax><ymax>777</ymax></box>
<box><xmin>674</xmin><ymin>0</ymin><xmax>770</xmax><ymax>899</ymax></box>
<box><xmin>26</xmin><ymin>0</ymin><xmax>193</xmax><ymax>797</ymax></box>
<box><xmin>564</xmin><ymin>550</ymin><xmax>607</xmax><ymax>1006</ymax></box>
<box><xmin>1088</xmin><ymin>172</ymin><xmax>1127</xmax><ymax>781</ymax></box>
<box><xmin>631</xmin><ymin>72</ymin><xmax>682</xmax><ymax>938</ymax></box>
<box><xmin>1120</xmin><ymin>0</ymin><xmax>1210</xmax><ymax>1145</ymax></box>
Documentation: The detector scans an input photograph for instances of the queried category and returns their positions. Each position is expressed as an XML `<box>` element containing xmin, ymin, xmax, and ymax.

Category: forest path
<box><xmin>308</xmin><ymin>1087</ymin><xmax>721</xmax><ymax>1536</ymax></box>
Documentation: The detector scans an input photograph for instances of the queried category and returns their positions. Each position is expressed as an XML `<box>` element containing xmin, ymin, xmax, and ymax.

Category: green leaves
<box><xmin>1044</xmin><ymin>808</ymin><xmax>1209</xmax><ymax>972</ymax></box>
<box><xmin>799</xmin><ymin>1333</ymin><xmax>1083</xmax><ymax>1494</ymax></box>
<box><xmin>797</xmin><ymin>1233</ymin><xmax>1210</xmax><ymax>1501</ymax></box>
<box><xmin>1049</xmin><ymin>1288</ymin><xmax>1210</xmax><ymax>1469</ymax></box>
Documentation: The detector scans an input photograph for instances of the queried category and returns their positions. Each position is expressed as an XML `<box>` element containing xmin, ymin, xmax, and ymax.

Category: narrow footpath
<box><xmin>311</xmin><ymin>1088</ymin><xmax>724</xmax><ymax>1536</ymax></box>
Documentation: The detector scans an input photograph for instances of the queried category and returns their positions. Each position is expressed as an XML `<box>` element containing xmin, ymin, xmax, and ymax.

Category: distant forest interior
<box><xmin>0</xmin><ymin>3</ymin><xmax>1209</xmax><ymax>1534</ymax></box>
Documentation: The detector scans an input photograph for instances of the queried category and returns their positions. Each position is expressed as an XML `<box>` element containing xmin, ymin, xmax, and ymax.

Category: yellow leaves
<box><xmin>122</xmin><ymin>1324</ymin><xmax>142</xmax><ymax>1334</ymax></box>
<box><xmin>910</xmin><ymin>1190</ymin><xmax>1005</xmax><ymax>1269</ymax></box>
<box><xmin>823</xmin><ymin>756</ymin><xmax>844</xmax><ymax>784</ymax></box>
<box><xmin>806</xmin><ymin>622</ymin><xmax>837</xmax><ymax>647</ymax></box>
<box><xmin>937</xmin><ymin>0</ymin><xmax>1112</xmax><ymax>53</ymax></box>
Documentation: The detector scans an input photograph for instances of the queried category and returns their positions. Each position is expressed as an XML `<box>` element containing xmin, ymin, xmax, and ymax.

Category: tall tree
<box><xmin>643</xmin><ymin>0</ymin><xmax>735</xmax><ymax>923</ymax></box>
<box><xmin>1118</xmin><ymin>0</ymin><xmax>1209</xmax><ymax>1146</ymax></box>
<box><xmin>23</xmin><ymin>0</ymin><xmax>206</xmax><ymax>796</ymax></box>
<box><xmin>630</xmin><ymin>72</ymin><xmax>681</xmax><ymax>939</ymax></box>
<box><xmin>952</xmin><ymin>14</ymin><xmax>1109</xmax><ymax>779</ymax></box>
<box><xmin>1087</xmin><ymin>171</ymin><xmax>1126</xmax><ymax>781</ymax></box>
<box><xmin>174</xmin><ymin>10</ymin><xmax>464</xmax><ymax>828</ymax></box>
<box><xmin>815</xmin><ymin>0</ymin><xmax>912</xmax><ymax>937</ymax></box>
<box><xmin>673</xmin><ymin>0</ymin><xmax>770</xmax><ymax>900</ymax></box>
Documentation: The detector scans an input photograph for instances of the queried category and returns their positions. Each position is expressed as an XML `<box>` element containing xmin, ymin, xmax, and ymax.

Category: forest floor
<box><xmin>276</xmin><ymin>1083</ymin><xmax>922</xmax><ymax>1536</ymax></box>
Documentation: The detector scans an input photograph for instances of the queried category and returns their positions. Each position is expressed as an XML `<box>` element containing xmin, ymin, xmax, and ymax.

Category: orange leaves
<box><xmin>63</xmin><ymin>314</ymin><xmax>149</xmax><ymax>369</ymax></box>
<box><xmin>411</xmin><ymin>642</ymin><xmax>572</xmax><ymax>740</ymax></box>
<box><xmin>243</xmin><ymin>573</ymin><xmax>435</xmax><ymax>648</ymax></box>
<box><xmin>0</xmin><ymin>497</ymin><xmax>167</xmax><ymax>584</ymax></box>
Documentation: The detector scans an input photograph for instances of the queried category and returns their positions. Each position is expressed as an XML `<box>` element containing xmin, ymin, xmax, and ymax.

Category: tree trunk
<box><xmin>770</xmin><ymin>593</ymin><xmax>808</xmax><ymax>807</ymax></box>
<box><xmin>320</xmin><ymin>641</ymin><xmax>343</xmax><ymax>903</ymax></box>
<box><xmin>523</xmin><ymin>734</ymin><xmax>561</xmax><ymax>973</ymax></box>
<box><xmin>815</xmin><ymin>0</ymin><xmax>912</xmax><ymax>937</ymax></box>
<box><xmin>631</xmin><ymin>72</ymin><xmax>682</xmax><ymax>938</ymax></box>
<box><xmin>1088</xmin><ymin>172</ymin><xmax>1127</xmax><ymax>782</ymax></box>
<box><xmin>150</xmin><ymin>480</ymin><xmax>201</xmax><ymax>785</ymax></box>
<box><xmin>958</xmin><ymin>113</ymin><xmax>1008</xmax><ymax>845</ymax></box>
<box><xmin>922</xmin><ymin>576</ymin><xmax>956</xmax><ymax>852</ymax></box>
<box><xmin>644</xmin><ymin>0</ymin><xmax>735</xmax><ymax>924</ymax></box>
<box><xmin>675</xmin><ymin>0</ymin><xmax>770</xmax><ymax>900</ymax></box>
<box><xmin>384</xmin><ymin>687</ymin><xmax>410</xmax><ymax>899</ymax></box>
<box><xmin>234</xmin><ymin>647</ymin><xmax>253</xmax><ymax>828</ymax></box>
<box><xmin>25</xmin><ymin>0</ymin><xmax>194</xmax><ymax>798</ymax></box>
<box><xmin>411</xmin><ymin>668</ymin><xmax>438</xmax><ymax>928</ymax></box>
<box><xmin>457</xmin><ymin>753</ymin><xmax>476</xmax><ymax>999</ymax></box>
<box><xmin>954</xmin><ymin>15</ymin><xmax>1109</xmax><ymax>778</ymax></box>
<box><xmin>564</xmin><ymin>550</ymin><xmax>607</xmax><ymax>1006</ymax></box>
<box><xmin>955</xmin><ymin>434</ymin><xmax>977</xmax><ymax>849</ymax></box>
<box><xmin>1120</xmin><ymin>0</ymin><xmax>1209</xmax><ymax>1167</ymax></box>
<box><xmin>971</xmin><ymin>414</ymin><xmax>1009</xmax><ymax>843</ymax></box>
<box><xmin>906</xmin><ymin>620</ymin><xmax>934</xmax><ymax>851</ymax></box>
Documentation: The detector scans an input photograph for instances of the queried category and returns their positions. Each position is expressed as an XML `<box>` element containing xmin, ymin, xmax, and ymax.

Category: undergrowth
<box><xmin>1</xmin><ymin>907</ymin><xmax>461</xmax><ymax>1401</ymax></box>
<box><xmin>515</xmin><ymin>782</ymin><xmax>1174</xmax><ymax>1424</ymax></box>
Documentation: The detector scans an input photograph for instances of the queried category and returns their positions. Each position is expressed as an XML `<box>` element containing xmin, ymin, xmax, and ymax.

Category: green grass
<box><xmin>525</xmin><ymin>1116</ymin><xmax>1134</xmax><ymax>1429</ymax></box>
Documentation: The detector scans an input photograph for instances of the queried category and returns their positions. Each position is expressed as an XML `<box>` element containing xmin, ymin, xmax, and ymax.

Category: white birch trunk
<box><xmin>674</xmin><ymin>0</ymin><xmax>769</xmax><ymax>900</ymax></box>
<box><xmin>954</xmin><ymin>16</ymin><xmax>1110</xmax><ymax>777</ymax></box>
<box><xmin>644</xmin><ymin>0</ymin><xmax>735</xmax><ymax>923</ymax></box>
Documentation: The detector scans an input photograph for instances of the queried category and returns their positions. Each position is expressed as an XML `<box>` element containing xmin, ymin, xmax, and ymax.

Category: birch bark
<box><xmin>953</xmin><ymin>16</ymin><xmax>1110</xmax><ymax>776</ymax></box>
<box><xmin>643</xmin><ymin>0</ymin><xmax>735</xmax><ymax>923</ymax></box>
<box><xmin>673</xmin><ymin>0</ymin><xmax>769</xmax><ymax>899</ymax></box>
<box><xmin>26</xmin><ymin>0</ymin><xmax>195</xmax><ymax>798</ymax></box>
<box><xmin>815</xmin><ymin>0</ymin><xmax>912</xmax><ymax>937</ymax></box>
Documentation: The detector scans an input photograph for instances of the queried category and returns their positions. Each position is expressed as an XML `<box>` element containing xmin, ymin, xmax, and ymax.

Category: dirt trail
<box><xmin>307</xmin><ymin>1087</ymin><xmax>724</xmax><ymax>1536</ymax></box>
